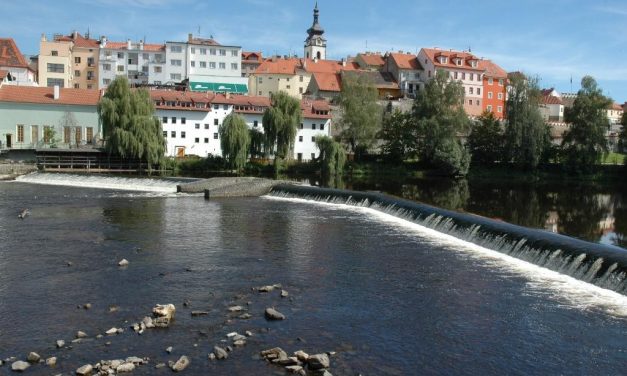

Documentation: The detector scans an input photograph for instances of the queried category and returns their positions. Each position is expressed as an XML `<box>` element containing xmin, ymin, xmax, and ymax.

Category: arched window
<box><xmin>316</xmin><ymin>51</ymin><xmax>321</xmax><ymax>59</ymax></box>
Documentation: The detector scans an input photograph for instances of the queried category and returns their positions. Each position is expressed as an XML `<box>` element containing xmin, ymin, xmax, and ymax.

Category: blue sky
<box><xmin>2</xmin><ymin>0</ymin><xmax>626</xmax><ymax>103</ymax></box>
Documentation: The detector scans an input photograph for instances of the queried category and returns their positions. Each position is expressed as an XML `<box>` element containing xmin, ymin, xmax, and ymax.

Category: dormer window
<box><xmin>470</xmin><ymin>60</ymin><xmax>478</xmax><ymax>68</ymax></box>
<box><xmin>438</xmin><ymin>56</ymin><xmax>448</xmax><ymax>64</ymax></box>
<box><xmin>455</xmin><ymin>58</ymin><xmax>462</xmax><ymax>66</ymax></box>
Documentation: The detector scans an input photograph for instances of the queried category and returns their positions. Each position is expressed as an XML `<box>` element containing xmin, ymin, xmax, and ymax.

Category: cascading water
<box><xmin>14</xmin><ymin>172</ymin><xmax>188</xmax><ymax>193</ymax></box>
<box><xmin>269</xmin><ymin>184</ymin><xmax>627</xmax><ymax>295</ymax></box>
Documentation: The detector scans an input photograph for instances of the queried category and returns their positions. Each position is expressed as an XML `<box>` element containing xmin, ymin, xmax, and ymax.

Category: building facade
<box><xmin>481</xmin><ymin>60</ymin><xmax>508</xmax><ymax>119</ymax></box>
<box><xmin>241</xmin><ymin>52</ymin><xmax>263</xmax><ymax>77</ymax></box>
<box><xmin>383</xmin><ymin>52</ymin><xmax>423</xmax><ymax>97</ymax></box>
<box><xmin>38</xmin><ymin>32</ymin><xmax>99</xmax><ymax>89</ymax></box>
<box><xmin>98</xmin><ymin>37</ymin><xmax>167</xmax><ymax>89</ymax></box>
<box><xmin>0</xmin><ymin>38</ymin><xmax>37</xmax><ymax>86</ymax></box>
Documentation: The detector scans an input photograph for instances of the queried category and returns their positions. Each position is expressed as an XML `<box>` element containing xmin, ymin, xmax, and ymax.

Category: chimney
<box><xmin>100</xmin><ymin>35</ymin><xmax>107</xmax><ymax>48</ymax></box>
<box><xmin>41</xmin><ymin>33</ymin><xmax>47</xmax><ymax>42</ymax></box>
<box><xmin>53</xmin><ymin>85</ymin><xmax>60</xmax><ymax>100</ymax></box>
<box><xmin>341</xmin><ymin>58</ymin><xmax>346</xmax><ymax>67</ymax></box>
<box><xmin>139</xmin><ymin>40</ymin><xmax>144</xmax><ymax>50</ymax></box>
<box><xmin>226</xmin><ymin>92</ymin><xmax>231</xmax><ymax>99</ymax></box>
<box><xmin>127</xmin><ymin>39</ymin><xmax>132</xmax><ymax>50</ymax></box>
<box><xmin>73</xmin><ymin>30</ymin><xmax>78</xmax><ymax>40</ymax></box>
<box><xmin>188</xmin><ymin>33</ymin><xmax>193</xmax><ymax>42</ymax></box>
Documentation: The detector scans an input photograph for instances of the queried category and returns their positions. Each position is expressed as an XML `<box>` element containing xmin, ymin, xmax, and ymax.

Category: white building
<box><xmin>166</xmin><ymin>34</ymin><xmax>248</xmax><ymax>94</ymax></box>
<box><xmin>0</xmin><ymin>38</ymin><xmax>37</xmax><ymax>86</ymax></box>
<box><xmin>304</xmin><ymin>3</ymin><xmax>327</xmax><ymax>60</ymax></box>
<box><xmin>98</xmin><ymin>37</ymin><xmax>168</xmax><ymax>89</ymax></box>
<box><xmin>150</xmin><ymin>90</ymin><xmax>331</xmax><ymax>160</ymax></box>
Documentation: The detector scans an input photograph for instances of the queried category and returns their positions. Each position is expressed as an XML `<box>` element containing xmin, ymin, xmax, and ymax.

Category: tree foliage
<box><xmin>413</xmin><ymin>70</ymin><xmax>470</xmax><ymax>176</ymax></box>
<box><xmin>504</xmin><ymin>74</ymin><xmax>549</xmax><ymax>170</ymax></box>
<box><xmin>618</xmin><ymin>111</ymin><xmax>627</xmax><ymax>154</ymax></box>
<box><xmin>262</xmin><ymin>91</ymin><xmax>301</xmax><ymax>162</ymax></box>
<box><xmin>468</xmin><ymin>111</ymin><xmax>504</xmax><ymax>165</ymax></box>
<box><xmin>98</xmin><ymin>76</ymin><xmax>165</xmax><ymax>167</ymax></box>
<box><xmin>219</xmin><ymin>113</ymin><xmax>251</xmax><ymax>171</ymax></box>
<box><xmin>315</xmin><ymin>135</ymin><xmax>346</xmax><ymax>176</ymax></box>
<box><xmin>561</xmin><ymin>76</ymin><xmax>612</xmax><ymax>172</ymax></box>
<box><xmin>249</xmin><ymin>128</ymin><xmax>265</xmax><ymax>159</ymax></box>
<box><xmin>379</xmin><ymin>109</ymin><xmax>414</xmax><ymax>162</ymax></box>
<box><xmin>337</xmin><ymin>74</ymin><xmax>382</xmax><ymax>156</ymax></box>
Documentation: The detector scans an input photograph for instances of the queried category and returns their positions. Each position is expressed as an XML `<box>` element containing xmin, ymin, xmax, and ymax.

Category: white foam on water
<box><xmin>15</xmin><ymin>172</ymin><xmax>179</xmax><ymax>193</ymax></box>
<box><xmin>264</xmin><ymin>195</ymin><xmax>627</xmax><ymax>318</ymax></box>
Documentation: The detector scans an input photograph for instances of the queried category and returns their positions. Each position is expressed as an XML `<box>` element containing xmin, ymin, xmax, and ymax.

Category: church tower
<box><xmin>304</xmin><ymin>2</ymin><xmax>326</xmax><ymax>60</ymax></box>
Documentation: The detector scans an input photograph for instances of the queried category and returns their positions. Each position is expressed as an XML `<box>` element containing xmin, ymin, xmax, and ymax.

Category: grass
<box><xmin>600</xmin><ymin>152</ymin><xmax>625</xmax><ymax>165</ymax></box>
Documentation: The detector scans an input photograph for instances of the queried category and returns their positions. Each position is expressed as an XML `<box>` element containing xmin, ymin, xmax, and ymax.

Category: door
<box><xmin>176</xmin><ymin>146</ymin><xmax>185</xmax><ymax>157</ymax></box>
<box><xmin>6</xmin><ymin>134</ymin><xmax>12</xmax><ymax>148</ymax></box>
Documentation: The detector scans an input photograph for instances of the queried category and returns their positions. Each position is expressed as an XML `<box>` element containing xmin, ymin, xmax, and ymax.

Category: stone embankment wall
<box><xmin>177</xmin><ymin>177</ymin><xmax>295</xmax><ymax>198</ymax></box>
<box><xmin>0</xmin><ymin>163</ymin><xmax>37</xmax><ymax>180</ymax></box>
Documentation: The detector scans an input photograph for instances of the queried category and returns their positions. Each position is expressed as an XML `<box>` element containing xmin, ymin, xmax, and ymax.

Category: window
<box><xmin>488</xmin><ymin>77</ymin><xmax>494</xmax><ymax>85</ymax></box>
<box><xmin>477</xmin><ymin>88</ymin><xmax>481</xmax><ymax>95</ymax></box>
<box><xmin>46</xmin><ymin>78</ymin><xmax>64</xmax><ymax>87</ymax></box>
<box><xmin>300</xmin><ymin>123</ymin><xmax>303</xmax><ymax>129</ymax></box>
<box><xmin>311</xmin><ymin>153</ymin><xmax>315</xmax><ymax>160</ymax></box>
<box><xmin>103</xmin><ymin>64</ymin><xmax>111</xmax><ymax>71</ymax></box>
<box><xmin>299</xmin><ymin>87</ymin><xmax>303</xmax><ymax>94</ymax></box>
<box><xmin>428</xmin><ymin>70</ymin><xmax>432</xmax><ymax>78</ymax></box>
<box><xmin>163</xmin><ymin>117</ymin><xmax>168</xmax><ymax>123</ymax></box>
<box><xmin>87</xmin><ymin>57</ymin><xmax>94</xmax><ymax>67</ymax></box>
<box><xmin>75</xmin><ymin>57</ymin><xmax>81</xmax><ymax>64</ymax></box>
<box><xmin>163</xmin><ymin>131</ymin><xmax>167</xmax><ymax>137</ymax></box>
<box><xmin>469</xmin><ymin>87</ymin><xmax>474</xmax><ymax>94</ymax></box>
<box><xmin>190</xmin><ymin>48</ymin><xmax>196</xmax><ymax>54</ymax></box>
<box><xmin>253</xmin><ymin>120</ymin><xmax>258</xmax><ymax>127</ymax></box>
<box><xmin>219</xmin><ymin>62</ymin><xmax>226</xmax><ymax>69</ymax></box>
<box><xmin>181</xmin><ymin>131</ymin><xmax>186</xmax><ymax>138</ymax></box>
<box><xmin>312</xmin><ymin>124</ymin><xmax>316</xmax><ymax>130</ymax></box>
<box><xmin>17</xmin><ymin>125</ymin><xmax>24</xmax><ymax>143</ymax></box>
<box><xmin>476</xmin><ymin>100</ymin><xmax>481</xmax><ymax>106</ymax></box>
<box><xmin>320</xmin><ymin>123</ymin><xmax>325</xmax><ymax>130</ymax></box>
<box><xmin>311</xmin><ymin>136</ymin><xmax>315</xmax><ymax>142</ymax></box>
<box><xmin>191</xmin><ymin>61</ymin><xmax>196</xmax><ymax>67</ymax></box>
<box><xmin>258</xmin><ymin>77</ymin><xmax>263</xmax><ymax>84</ymax></box>
<box><xmin>209</xmin><ymin>62</ymin><xmax>216</xmax><ymax>69</ymax></box>
<box><xmin>171</xmin><ymin>131</ymin><xmax>176</xmax><ymax>138</ymax></box>
<box><xmin>487</xmin><ymin>105</ymin><xmax>493</xmax><ymax>112</ymax></box>
<box><xmin>470</xmin><ymin>73</ymin><xmax>474</xmax><ymax>81</ymax></box>
<box><xmin>200</xmin><ymin>48</ymin><xmax>207</xmax><ymax>55</ymax></box>
<box><xmin>223</xmin><ymin>104</ymin><xmax>228</xmax><ymax>110</ymax></box>
<box><xmin>87</xmin><ymin>71</ymin><xmax>94</xmax><ymax>80</ymax></box>
<box><xmin>195</xmin><ymin>137</ymin><xmax>199</xmax><ymax>143</ymax></box>
<box><xmin>231</xmin><ymin>50</ymin><xmax>238</xmax><ymax>56</ymax></box>
<box><xmin>117</xmin><ymin>52</ymin><xmax>124</xmax><ymax>59</ymax></box>
<box><xmin>213</xmin><ymin>133</ymin><xmax>218</xmax><ymax>139</ymax></box>
<box><xmin>171</xmin><ymin>59</ymin><xmax>182</xmax><ymax>66</ymax></box>
<box><xmin>200</xmin><ymin>61</ymin><xmax>206</xmax><ymax>68</ymax></box>
<box><xmin>298</xmin><ymin>136</ymin><xmax>303</xmax><ymax>142</ymax></box>
<box><xmin>204</xmin><ymin>124</ymin><xmax>209</xmax><ymax>129</ymax></box>
<box><xmin>469</xmin><ymin>99</ymin><xmax>473</xmax><ymax>105</ymax></box>
<box><xmin>210</xmin><ymin>48</ymin><xmax>216</xmax><ymax>55</ymax></box>
<box><xmin>170</xmin><ymin>73</ymin><xmax>181</xmax><ymax>80</ymax></box>
<box><xmin>231</xmin><ymin>63</ymin><xmax>238</xmax><ymax>70</ymax></box>
<box><xmin>87</xmin><ymin>84</ymin><xmax>93</xmax><ymax>89</ymax></box>
<box><xmin>498</xmin><ymin>93</ymin><xmax>503</xmax><ymax>100</ymax></box>
<box><xmin>103</xmin><ymin>79</ymin><xmax>111</xmax><ymax>85</ymax></box>
<box><xmin>74</xmin><ymin>83</ymin><xmax>80</xmax><ymax>89</ymax></box>
<box><xmin>497</xmin><ymin>106</ymin><xmax>503</xmax><ymax>113</ymax></box>
<box><xmin>462</xmin><ymin>72</ymin><xmax>465</xmax><ymax>80</ymax></box>
<box><xmin>213</xmin><ymin>104</ymin><xmax>219</xmax><ymax>110</ymax></box>
<box><xmin>454</xmin><ymin>72</ymin><xmax>458</xmax><ymax>79</ymax></box>
<box><xmin>117</xmin><ymin>65</ymin><xmax>125</xmax><ymax>72</ymax></box>
<box><xmin>214</xmin><ymin>119</ymin><xmax>219</xmax><ymax>126</ymax></box>
<box><xmin>171</xmin><ymin>117</ymin><xmax>176</xmax><ymax>123</ymax></box>
<box><xmin>259</xmin><ymin>91</ymin><xmax>262</xmax><ymax>95</ymax></box>
<box><xmin>142</xmin><ymin>53</ymin><xmax>149</xmax><ymax>60</ymax></box>
<box><xmin>488</xmin><ymin>92</ymin><xmax>493</xmax><ymax>99</ymax></box>
<box><xmin>47</xmin><ymin>63</ymin><xmax>64</xmax><ymax>73</ymax></box>
<box><xmin>195</xmin><ymin>123</ymin><xmax>200</xmax><ymax>129</ymax></box>
<box><xmin>299</xmin><ymin>75</ymin><xmax>303</xmax><ymax>82</ymax></box>
<box><xmin>286</xmin><ymin>85</ymin><xmax>290</xmax><ymax>89</ymax></box>
<box><xmin>43</xmin><ymin>126</ymin><xmax>52</xmax><ymax>143</ymax></box>
<box><xmin>170</xmin><ymin>45</ymin><xmax>182</xmax><ymax>53</ymax></box>
<box><xmin>75</xmin><ymin>127</ymin><xmax>82</xmax><ymax>144</ymax></box>
<box><xmin>498</xmin><ymin>79</ymin><xmax>504</xmax><ymax>86</ymax></box>
<box><xmin>219</xmin><ymin>49</ymin><xmax>226</xmax><ymax>56</ymax></box>
<box><xmin>51</xmin><ymin>50</ymin><xmax>58</xmax><ymax>56</ymax></box>
<box><xmin>204</xmin><ymin>138</ymin><xmax>209</xmax><ymax>143</ymax></box>
<box><xmin>63</xmin><ymin>126</ymin><xmax>71</xmax><ymax>143</ymax></box>
<box><xmin>154</xmin><ymin>66</ymin><xmax>162</xmax><ymax>73</ymax></box>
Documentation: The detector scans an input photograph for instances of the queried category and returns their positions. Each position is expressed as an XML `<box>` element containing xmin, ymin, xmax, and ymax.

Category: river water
<box><xmin>1</xmin><ymin>176</ymin><xmax>626</xmax><ymax>375</ymax></box>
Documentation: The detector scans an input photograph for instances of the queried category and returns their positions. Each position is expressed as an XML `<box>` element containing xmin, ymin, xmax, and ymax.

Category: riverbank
<box><xmin>0</xmin><ymin>163</ymin><xmax>37</xmax><ymax>180</ymax></box>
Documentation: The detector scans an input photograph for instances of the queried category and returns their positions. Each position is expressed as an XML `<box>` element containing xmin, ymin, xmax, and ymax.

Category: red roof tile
<box><xmin>242</xmin><ymin>51</ymin><xmax>263</xmax><ymax>62</ymax></box>
<box><xmin>422</xmin><ymin>48</ymin><xmax>482</xmax><ymax>71</ymax></box>
<box><xmin>303</xmin><ymin>58</ymin><xmax>359</xmax><ymax>73</ymax></box>
<box><xmin>104</xmin><ymin>41</ymin><xmax>165</xmax><ymax>51</ymax></box>
<box><xmin>254</xmin><ymin>58</ymin><xmax>301</xmax><ymax>75</ymax></box>
<box><xmin>480</xmin><ymin>59</ymin><xmax>507</xmax><ymax>79</ymax></box>
<box><xmin>301</xmin><ymin>98</ymin><xmax>332</xmax><ymax>119</ymax></box>
<box><xmin>0</xmin><ymin>69</ymin><xmax>8</xmax><ymax>80</ymax></box>
<box><xmin>387</xmin><ymin>53</ymin><xmax>421</xmax><ymax>70</ymax></box>
<box><xmin>311</xmin><ymin>72</ymin><xmax>341</xmax><ymax>92</ymax></box>
<box><xmin>0</xmin><ymin>86</ymin><xmax>100</xmax><ymax>106</ymax></box>
<box><xmin>357</xmin><ymin>53</ymin><xmax>385</xmax><ymax>67</ymax></box>
<box><xmin>0</xmin><ymin>38</ymin><xmax>29</xmax><ymax>69</ymax></box>
<box><xmin>542</xmin><ymin>95</ymin><xmax>563</xmax><ymax>105</ymax></box>
<box><xmin>55</xmin><ymin>33</ymin><xmax>100</xmax><ymax>48</ymax></box>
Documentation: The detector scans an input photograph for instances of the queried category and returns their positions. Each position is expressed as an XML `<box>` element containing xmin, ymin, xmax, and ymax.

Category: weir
<box><xmin>270</xmin><ymin>184</ymin><xmax>627</xmax><ymax>295</ymax></box>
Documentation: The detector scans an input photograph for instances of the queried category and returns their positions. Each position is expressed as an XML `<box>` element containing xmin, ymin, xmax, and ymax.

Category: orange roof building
<box><xmin>382</xmin><ymin>52</ymin><xmax>423</xmax><ymax>97</ymax></box>
<box><xmin>480</xmin><ymin>59</ymin><xmax>508</xmax><ymax>119</ymax></box>
<box><xmin>354</xmin><ymin>52</ymin><xmax>385</xmax><ymax>70</ymax></box>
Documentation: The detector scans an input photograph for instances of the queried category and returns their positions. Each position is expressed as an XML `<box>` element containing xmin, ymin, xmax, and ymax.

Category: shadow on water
<box><xmin>309</xmin><ymin>174</ymin><xmax>627</xmax><ymax>247</ymax></box>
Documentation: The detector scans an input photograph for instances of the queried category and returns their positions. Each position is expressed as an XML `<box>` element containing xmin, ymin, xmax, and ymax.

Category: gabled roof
<box><xmin>254</xmin><ymin>58</ymin><xmax>302</xmax><ymax>75</ymax></box>
<box><xmin>242</xmin><ymin>52</ymin><xmax>263</xmax><ymax>62</ymax></box>
<box><xmin>302</xmin><ymin>98</ymin><xmax>332</xmax><ymax>119</ymax></box>
<box><xmin>302</xmin><ymin>58</ymin><xmax>359</xmax><ymax>73</ymax></box>
<box><xmin>422</xmin><ymin>48</ymin><xmax>483</xmax><ymax>71</ymax></box>
<box><xmin>342</xmin><ymin>70</ymin><xmax>399</xmax><ymax>89</ymax></box>
<box><xmin>357</xmin><ymin>53</ymin><xmax>385</xmax><ymax>67</ymax></box>
<box><xmin>311</xmin><ymin>72</ymin><xmax>341</xmax><ymax>92</ymax></box>
<box><xmin>387</xmin><ymin>52</ymin><xmax>422</xmax><ymax>70</ymax></box>
<box><xmin>0</xmin><ymin>86</ymin><xmax>101</xmax><ymax>106</ymax></box>
<box><xmin>542</xmin><ymin>95</ymin><xmax>563</xmax><ymax>105</ymax></box>
<box><xmin>610</xmin><ymin>103</ymin><xmax>623</xmax><ymax>111</ymax></box>
<box><xmin>104</xmin><ymin>41</ymin><xmax>165</xmax><ymax>52</ymax></box>
<box><xmin>54</xmin><ymin>33</ymin><xmax>100</xmax><ymax>48</ymax></box>
<box><xmin>0</xmin><ymin>38</ymin><xmax>29</xmax><ymax>69</ymax></box>
<box><xmin>479</xmin><ymin>59</ymin><xmax>507</xmax><ymax>79</ymax></box>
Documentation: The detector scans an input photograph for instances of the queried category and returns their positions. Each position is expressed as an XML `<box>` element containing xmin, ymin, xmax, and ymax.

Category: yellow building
<box><xmin>38</xmin><ymin>32</ymin><xmax>99</xmax><ymax>89</ymax></box>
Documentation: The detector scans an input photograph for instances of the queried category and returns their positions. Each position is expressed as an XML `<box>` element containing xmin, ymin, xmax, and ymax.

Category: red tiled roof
<box><xmin>388</xmin><ymin>53</ymin><xmax>421</xmax><ymax>70</ymax></box>
<box><xmin>541</xmin><ymin>88</ymin><xmax>555</xmax><ymax>96</ymax></box>
<box><xmin>358</xmin><ymin>53</ymin><xmax>385</xmax><ymax>67</ymax></box>
<box><xmin>0</xmin><ymin>38</ymin><xmax>29</xmax><ymax>69</ymax></box>
<box><xmin>311</xmin><ymin>72</ymin><xmax>341</xmax><ymax>92</ymax></box>
<box><xmin>0</xmin><ymin>86</ymin><xmax>100</xmax><ymax>106</ymax></box>
<box><xmin>254</xmin><ymin>57</ymin><xmax>358</xmax><ymax>75</ymax></box>
<box><xmin>542</xmin><ymin>95</ymin><xmax>563</xmax><ymax>105</ymax></box>
<box><xmin>303</xmin><ymin>58</ymin><xmax>359</xmax><ymax>73</ymax></box>
<box><xmin>422</xmin><ymin>48</ymin><xmax>483</xmax><ymax>71</ymax></box>
<box><xmin>0</xmin><ymin>69</ymin><xmax>8</xmax><ymax>80</ymax></box>
<box><xmin>55</xmin><ymin>33</ymin><xmax>99</xmax><ymax>48</ymax></box>
<box><xmin>150</xmin><ymin>89</ymin><xmax>215</xmax><ymax>111</ymax></box>
<box><xmin>301</xmin><ymin>98</ymin><xmax>332</xmax><ymax>119</ymax></box>
<box><xmin>104</xmin><ymin>41</ymin><xmax>165</xmax><ymax>51</ymax></box>
<box><xmin>480</xmin><ymin>59</ymin><xmax>507</xmax><ymax>79</ymax></box>
<box><xmin>254</xmin><ymin>58</ymin><xmax>301</xmax><ymax>75</ymax></box>
<box><xmin>242</xmin><ymin>51</ymin><xmax>263</xmax><ymax>62</ymax></box>
<box><xmin>610</xmin><ymin>103</ymin><xmax>623</xmax><ymax>111</ymax></box>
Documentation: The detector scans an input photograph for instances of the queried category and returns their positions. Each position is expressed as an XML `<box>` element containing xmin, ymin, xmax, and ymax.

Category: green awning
<box><xmin>189</xmin><ymin>81</ymin><xmax>248</xmax><ymax>93</ymax></box>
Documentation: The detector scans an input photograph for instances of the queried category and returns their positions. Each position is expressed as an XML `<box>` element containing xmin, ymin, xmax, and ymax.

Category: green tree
<box><xmin>379</xmin><ymin>109</ymin><xmax>414</xmax><ymax>162</ymax></box>
<box><xmin>219</xmin><ymin>113</ymin><xmax>250</xmax><ymax>171</ymax></box>
<box><xmin>412</xmin><ymin>70</ymin><xmax>470</xmax><ymax>176</ymax></box>
<box><xmin>337</xmin><ymin>74</ymin><xmax>382</xmax><ymax>157</ymax></box>
<box><xmin>616</xmin><ymin>108</ymin><xmax>627</xmax><ymax>154</ymax></box>
<box><xmin>504</xmin><ymin>74</ymin><xmax>549</xmax><ymax>170</ymax></box>
<box><xmin>262</xmin><ymin>91</ymin><xmax>301</xmax><ymax>169</ymax></box>
<box><xmin>562</xmin><ymin>76</ymin><xmax>612</xmax><ymax>173</ymax></box>
<box><xmin>98</xmin><ymin>76</ymin><xmax>165</xmax><ymax>167</ymax></box>
<box><xmin>468</xmin><ymin>111</ymin><xmax>504</xmax><ymax>165</ymax></box>
<box><xmin>249</xmin><ymin>128</ymin><xmax>265</xmax><ymax>159</ymax></box>
<box><xmin>315</xmin><ymin>135</ymin><xmax>346</xmax><ymax>176</ymax></box>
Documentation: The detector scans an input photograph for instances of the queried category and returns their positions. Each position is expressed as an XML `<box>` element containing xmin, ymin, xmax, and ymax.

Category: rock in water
<box><xmin>11</xmin><ymin>360</ymin><xmax>30</xmax><ymax>372</ymax></box>
<box><xmin>281</xmin><ymin>290</ymin><xmax>289</xmax><ymax>298</ymax></box>
<box><xmin>46</xmin><ymin>357</ymin><xmax>57</xmax><ymax>367</ymax></box>
<box><xmin>76</xmin><ymin>331</ymin><xmax>87</xmax><ymax>338</ymax></box>
<box><xmin>118</xmin><ymin>259</ymin><xmax>129</xmax><ymax>267</ymax></box>
<box><xmin>265</xmin><ymin>307</ymin><xmax>286</xmax><ymax>320</ymax></box>
<box><xmin>171</xmin><ymin>356</ymin><xmax>190</xmax><ymax>372</ymax></box>
<box><xmin>213</xmin><ymin>346</ymin><xmax>228</xmax><ymax>360</ymax></box>
<box><xmin>76</xmin><ymin>364</ymin><xmax>93</xmax><ymax>375</ymax></box>
<box><xmin>307</xmin><ymin>353</ymin><xmax>330</xmax><ymax>370</ymax></box>
<box><xmin>27</xmin><ymin>352</ymin><xmax>40</xmax><ymax>363</ymax></box>
<box><xmin>166</xmin><ymin>346</ymin><xmax>173</xmax><ymax>354</ymax></box>
<box><xmin>105</xmin><ymin>327</ymin><xmax>118</xmax><ymax>335</ymax></box>
<box><xmin>116</xmin><ymin>362</ymin><xmax>135</xmax><ymax>373</ymax></box>
<box><xmin>153</xmin><ymin>303</ymin><xmax>176</xmax><ymax>327</ymax></box>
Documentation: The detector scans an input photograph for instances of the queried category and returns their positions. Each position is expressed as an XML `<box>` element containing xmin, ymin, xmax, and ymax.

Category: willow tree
<box><xmin>249</xmin><ymin>128</ymin><xmax>265</xmax><ymax>159</ymax></box>
<box><xmin>262</xmin><ymin>91</ymin><xmax>301</xmax><ymax>169</ymax></box>
<box><xmin>219</xmin><ymin>113</ymin><xmax>250</xmax><ymax>171</ymax></box>
<box><xmin>315</xmin><ymin>135</ymin><xmax>346</xmax><ymax>176</ymax></box>
<box><xmin>98</xmin><ymin>76</ymin><xmax>165</xmax><ymax>168</ymax></box>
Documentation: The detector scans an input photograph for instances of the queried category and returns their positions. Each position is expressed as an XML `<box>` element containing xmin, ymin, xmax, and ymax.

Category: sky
<box><xmin>2</xmin><ymin>0</ymin><xmax>626</xmax><ymax>103</ymax></box>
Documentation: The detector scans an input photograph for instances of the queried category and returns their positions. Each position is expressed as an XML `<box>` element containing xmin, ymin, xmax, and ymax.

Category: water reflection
<box><xmin>313</xmin><ymin>175</ymin><xmax>627</xmax><ymax>247</ymax></box>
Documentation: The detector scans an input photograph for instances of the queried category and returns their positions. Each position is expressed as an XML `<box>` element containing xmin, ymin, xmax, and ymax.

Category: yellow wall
<box><xmin>249</xmin><ymin>73</ymin><xmax>311</xmax><ymax>99</ymax></box>
<box><xmin>38</xmin><ymin>40</ymin><xmax>72</xmax><ymax>88</ymax></box>
<box><xmin>71</xmin><ymin>48</ymin><xmax>99</xmax><ymax>89</ymax></box>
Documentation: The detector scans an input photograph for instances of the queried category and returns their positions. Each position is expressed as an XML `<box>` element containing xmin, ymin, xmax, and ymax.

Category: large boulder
<box><xmin>153</xmin><ymin>304</ymin><xmax>176</xmax><ymax>327</ymax></box>
<box><xmin>27</xmin><ymin>352</ymin><xmax>40</xmax><ymax>363</ymax></box>
<box><xmin>307</xmin><ymin>353</ymin><xmax>330</xmax><ymax>370</ymax></box>
<box><xmin>11</xmin><ymin>361</ymin><xmax>30</xmax><ymax>372</ymax></box>
<box><xmin>171</xmin><ymin>356</ymin><xmax>190</xmax><ymax>372</ymax></box>
<box><xmin>76</xmin><ymin>364</ymin><xmax>93</xmax><ymax>375</ymax></box>
<box><xmin>213</xmin><ymin>346</ymin><xmax>228</xmax><ymax>360</ymax></box>
<box><xmin>265</xmin><ymin>307</ymin><xmax>286</xmax><ymax>320</ymax></box>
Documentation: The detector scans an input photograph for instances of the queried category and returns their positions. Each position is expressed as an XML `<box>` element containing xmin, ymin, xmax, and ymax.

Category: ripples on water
<box><xmin>0</xmin><ymin>181</ymin><xmax>626</xmax><ymax>375</ymax></box>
